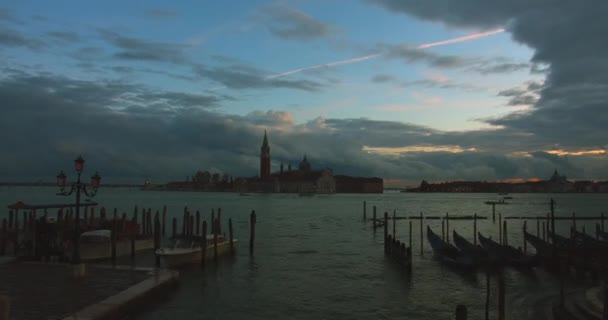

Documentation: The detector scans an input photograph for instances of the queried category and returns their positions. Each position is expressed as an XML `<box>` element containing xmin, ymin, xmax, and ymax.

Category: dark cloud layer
<box><xmin>1</xmin><ymin>71</ymin><xmax>605</xmax><ymax>184</ymax></box>
<box><xmin>99</xmin><ymin>29</ymin><xmax>189</xmax><ymax>64</ymax></box>
<box><xmin>368</xmin><ymin>0</ymin><xmax>608</xmax><ymax>150</ymax></box>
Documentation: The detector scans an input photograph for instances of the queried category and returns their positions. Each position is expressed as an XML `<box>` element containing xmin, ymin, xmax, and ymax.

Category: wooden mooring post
<box><xmin>111</xmin><ymin>215</ymin><xmax>117</xmax><ymax>265</ymax></box>
<box><xmin>419</xmin><ymin>212</ymin><xmax>423</xmax><ymax>256</ymax></box>
<box><xmin>455</xmin><ymin>305</ymin><xmax>467</xmax><ymax>320</ymax></box>
<box><xmin>572</xmin><ymin>212</ymin><xmax>577</xmax><ymax>231</ymax></box>
<box><xmin>211</xmin><ymin>209</ymin><xmax>215</xmax><ymax>235</ymax></box>
<box><xmin>373</xmin><ymin>206</ymin><xmax>377</xmax><ymax>229</ymax></box>
<box><xmin>473</xmin><ymin>214</ymin><xmax>477</xmax><ymax>246</ymax></box>
<box><xmin>446</xmin><ymin>212</ymin><xmax>450</xmax><ymax>244</ymax></box>
<box><xmin>162</xmin><ymin>206</ymin><xmax>166</xmax><ymax>236</ymax></box>
<box><xmin>130</xmin><ymin>217</ymin><xmax>136</xmax><ymax>258</ymax></box>
<box><xmin>498</xmin><ymin>213</ymin><xmax>503</xmax><ymax>245</ymax></box>
<box><xmin>409</xmin><ymin>221</ymin><xmax>412</xmax><ymax>250</ymax></box>
<box><xmin>492</xmin><ymin>203</ymin><xmax>496</xmax><ymax>222</ymax></box>
<box><xmin>213</xmin><ymin>218</ymin><xmax>218</xmax><ymax>261</ymax></box>
<box><xmin>441</xmin><ymin>219</ymin><xmax>445</xmax><ymax>241</ymax></box>
<box><xmin>537</xmin><ymin>219</ymin><xmax>540</xmax><ymax>237</ymax></box>
<box><xmin>217</xmin><ymin>208</ymin><xmax>222</xmax><ymax>235</ymax></box>
<box><xmin>0</xmin><ymin>219</ymin><xmax>6</xmax><ymax>255</ymax></box>
<box><xmin>523</xmin><ymin>221</ymin><xmax>527</xmax><ymax>254</ymax></box>
<box><xmin>498</xmin><ymin>276</ymin><xmax>505</xmax><ymax>320</ymax></box>
<box><xmin>383</xmin><ymin>212</ymin><xmax>388</xmax><ymax>253</ymax></box>
<box><xmin>201</xmin><ymin>220</ymin><xmax>207</xmax><ymax>267</ymax></box>
<box><xmin>550</xmin><ymin>198</ymin><xmax>556</xmax><ymax>241</ymax></box>
<box><xmin>172</xmin><ymin>218</ymin><xmax>177</xmax><ymax>239</ymax></box>
<box><xmin>542</xmin><ymin>221</ymin><xmax>546</xmax><ymax>241</ymax></box>
<box><xmin>363</xmin><ymin>201</ymin><xmax>366</xmax><ymax>221</ymax></box>
<box><xmin>250</xmin><ymin>210</ymin><xmax>256</xmax><ymax>255</ymax></box>
<box><xmin>229</xmin><ymin>218</ymin><xmax>234</xmax><ymax>255</ymax></box>
<box><xmin>196</xmin><ymin>210</ymin><xmax>200</xmax><ymax>235</ymax></box>
<box><xmin>154</xmin><ymin>212</ymin><xmax>161</xmax><ymax>268</ymax></box>
<box><xmin>392</xmin><ymin>210</ymin><xmax>396</xmax><ymax>237</ymax></box>
<box><xmin>485</xmin><ymin>272</ymin><xmax>490</xmax><ymax>320</ymax></box>
<box><xmin>503</xmin><ymin>221</ymin><xmax>508</xmax><ymax>246</ymax></box>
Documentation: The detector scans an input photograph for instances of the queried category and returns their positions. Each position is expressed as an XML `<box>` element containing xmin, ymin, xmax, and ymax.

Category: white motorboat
<box><xmin>155</xmin><ymin>235</ymin><xmax>237</xmax><ymax>268</ymax></box>
<box><xmin>77</xmin><ymin>229</ymin><xmax>154</xmax><ymax>261</ymax></box>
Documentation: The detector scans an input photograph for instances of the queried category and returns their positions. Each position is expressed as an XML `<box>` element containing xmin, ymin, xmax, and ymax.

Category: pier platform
<box><xmin>0</xmin><ymin>260</ymin><xmax>178</xmax><ymax>320</ymax></box>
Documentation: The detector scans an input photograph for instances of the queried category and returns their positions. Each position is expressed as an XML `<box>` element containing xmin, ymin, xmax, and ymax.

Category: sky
<box><xmin>1</xmin><ymin>0</ymin><xmax>607</xmax><ymax>186</ymax></box>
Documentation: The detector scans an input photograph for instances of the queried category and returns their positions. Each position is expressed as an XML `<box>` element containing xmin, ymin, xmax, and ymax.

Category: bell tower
<box><xmin>260</xmin><ymin>130</ymin><xmax>271</xmax><ymax>178</ymax></box>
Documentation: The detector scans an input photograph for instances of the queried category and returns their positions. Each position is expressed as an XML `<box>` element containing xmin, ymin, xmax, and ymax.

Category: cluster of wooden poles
<box><xmin>363</xmin><ymin>201</ymin><xmax>485</xmax><ymax>257</ymax></box>
<box><xmin>0</xmin><ymin>204</ymin><xmax>258</xmax><ymax>268</ymax></box>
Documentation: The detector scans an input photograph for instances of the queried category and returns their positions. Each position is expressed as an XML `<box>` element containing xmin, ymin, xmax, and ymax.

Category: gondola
<box><xmin>427</xmin><ymin>226</ymin><xmax>475</xmax><ymax>269</ymax></box>
<box><xmin>524</xmin><ymin>230</ymin><xmax>555</xmax><ymax>259</ymax></box>
<box><xmin>452</xmin><ymin>230</ymin><xmax>488</xmax><ymax>265</ymax></box>
<box><xmin>478</xmin><ymin>232</ymin><xmax>538</xmax><ymax>268</ymax></box>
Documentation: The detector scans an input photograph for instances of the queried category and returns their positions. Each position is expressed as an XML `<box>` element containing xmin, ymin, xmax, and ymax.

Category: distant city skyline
<box><xmin>1</xmin><ymin>1</ymin><xmax>606</xmax><ymax>185</ymax></box>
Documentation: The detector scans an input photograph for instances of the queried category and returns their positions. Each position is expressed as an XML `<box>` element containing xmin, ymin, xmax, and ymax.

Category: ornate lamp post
<box><xmin>56</xmin><ymin>156</ymin><xmax>101</xmax><ymax>264</ymax></box>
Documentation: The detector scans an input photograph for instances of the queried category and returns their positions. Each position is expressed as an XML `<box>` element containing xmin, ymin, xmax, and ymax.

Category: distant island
<box><xmin>406</xmin><ymin>170</ymin><xmax>608</xmax><ymax>193</ymax></box>
<box><xmin>145</xmin><ymin>131</ymin><xmax>383</xmax><ymax>194</ymax></box>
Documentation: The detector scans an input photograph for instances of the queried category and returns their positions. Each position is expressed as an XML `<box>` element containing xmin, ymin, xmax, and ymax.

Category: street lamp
<box><xmin>56</xmin><ymin>156</ymin><xmax>101</xmax><ymax>264</ymax></box>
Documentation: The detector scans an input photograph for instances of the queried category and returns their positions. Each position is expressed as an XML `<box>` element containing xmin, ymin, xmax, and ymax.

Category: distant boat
<box><xmin>484</xmin><ymin>199</ymin><xmax>508</xmax><ymax>205</ymax></box>
<box><xmin>503</xmin><ymin>196</ymin><xmax>513</xmax><ymax>200</ymax></box>
<box><xmin>239</xmin><ymin>193</ymin><xmax>251</xmax><ymax>196</ymax></box>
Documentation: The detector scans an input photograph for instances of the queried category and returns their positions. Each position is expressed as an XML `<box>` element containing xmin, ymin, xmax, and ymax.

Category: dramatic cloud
<box><xmin>99</xmin><ymin>29</ymin><xmax>189</xmax><ymax>64</ymax></box>
<box><xmin>196</xmin><ymin>64</ymin><xmax>325</xmax><ymax>92</ymax></box>
<box><xmin>0</xmin><ymin>27</ymin><xmax>44</xmax><ymax>49</ymax></box>
<box><xmin>1</xmin><ymin>70</ymin><xmax>606</xmax><ymax>183</ymax></box>
<box><xmin>260</xmin><ymin>5</ymin><xmax>333</xmax><ymax>40</ymax></box>
<box><xmin>368</xmin><ymin>0</ymin><xmax>608</xmax><ymax>152</ymax></box>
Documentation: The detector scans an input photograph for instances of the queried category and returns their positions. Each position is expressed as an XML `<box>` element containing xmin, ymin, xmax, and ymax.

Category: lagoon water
<box><xmin>1</xmin><ymin>187</ymin><xmax>607</xmax><ymax>319</ymax></box>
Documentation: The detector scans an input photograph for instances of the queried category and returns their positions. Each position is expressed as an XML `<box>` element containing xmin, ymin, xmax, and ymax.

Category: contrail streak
<box><xmin>417</xmin><ymin>28</ymin><xmax>505</xmax><ymax>49</ymax></box>
<box><xmin>204</xmin><ymin>29</ymin><xmax>505</xmax><ymax>91</ymax></box>
<box><xmin>266</xmin><ymin>29</ymin><xmax>505</xmax><ymax>79</ymax></box>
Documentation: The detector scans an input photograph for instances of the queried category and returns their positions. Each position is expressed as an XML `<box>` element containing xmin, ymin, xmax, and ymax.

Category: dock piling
<box><xmin>363</xmin><ymin>201</ymin><xmax>366</xmax><ymax>221</ymax></box>
<box><xmin>523</xmin><ymin>221</ymin><xmax>527</xmax><ymax>254</ymax></box>
<box><xmin>130</xmin><ymin>217</ymin><xmax>135</xmax><ymax>258</ymax></box>
<box><xmin>498</xmin><ymin>276</ymin><xmax>505</xmax><ymax>320</ymax></box>
<box><xmin>383</xmin><ymin>212</ymin><xmax>388</xmax><ymax>253</ymax></box>
<box><xmin>201</xmin><ymin>220</ymin><xmax>207</xmax><ymax>267</ymax></box>
<box><xmin>196</xmin><ymin>210</ymin><xmax>200</xmax><ymax>235</ymax></box>
<box><xmin>111</xmin><ymin>214</ymin><xmax>117</xmax><ymax>265</ymax></box>
<box><xmin>446</xmin><ymin>212</ymin><xmax>450</xmax><ymax>244</ymax></box>
<box><xmin>499</xmin><ymin>213</ymin><xmax>502</xmax><ymax>245</ymax></box>
<box><xmin>441</xmin><ymin>218</ymin><xmax>445</xmax><ymax>241</ymax></box>
<box><xmin>393</xmin><ymin>210</ymin><xmax>396</xmax><ymax>237</ymax></box>
<box><xmin>213</xmin><ymin>218</ymin><xmax>218</xmax><ymax>261</ymax></box>
<box><xmin>162</xmin><ymin>206</ymin><xmax>166</xmax><ymax>236</ymax></box>
<box><xmin>409</xmin><ymin>221</ymin><xmax>412</xmax><ymax>250</ymax></box>
<box><xmin>154</xmin><ymin>212</ymin><xmax>160</xmax><ymax>268</ymax></box>
<box><xmin>1</xmin><ymin>218</ymin><xmax>6</xmax><ymax>255</ymax></box>
<box><xmin>218</xmin><ymin>208</ymin><xmax>222</xmax><ymax>235</ymax></box>
<box><xmin>536</xmin><ymin>219</ymin><xmax>540</xmax><ymax>237</ymax></box>
<box><xmin>172</xmin><ymin>218</ymin><xmax>177</xmax><ymax>239</ymax></box>
<box><xmin>473</xmin><ymin>214</ymin><xmax>477</xmax><ymax>246</ymax></box>
<box><xmin>420</xmin><ymin>212</ymin><xmax>423</xmax><ymax>256</ymax></box>
<box><xmin>373</xmin><ymin>206</ymin><xmax>377</xmax><ymax>229</ymax></box>
<box><xmin>485</xmin><ymin>272</ymin><xmax>490</xmax><ymax>320</ymax></box>
<box><xmin>503</xmin><ymin>221</ymin><xmax>508</xmax><ymax>246</ymax></box>
<box><xmin>572</xmin><ymin>212</ymin><xmax>577</xmax><ymax>231</ymax></box>
<box><xmin>229</xmin><ymin>218</ymin><xmax>234</xmax><ymax>255</ymax></box>
<box><xmin>250</xmin><ymin>210</ymin><xmax>256</xmax><ymax>255</ymax></box>
<box><xmin>211</xmin><ymin>209</ymin><xmax>215</xmax><ymax>235</ymax></box>
<box><xmin>542</xmin><ymin>221</ymin><xmax>546</xmax><ymax>241</ymax></box>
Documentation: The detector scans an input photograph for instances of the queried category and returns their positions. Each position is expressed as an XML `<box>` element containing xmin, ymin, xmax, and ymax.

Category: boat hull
<box><xmin>157</xmin><ymin>240</ymin><xmax>237</xmax><ymax>268</ymax></box>
<box><xmin>79</xmin><ymin>238</ymin><xmax>154</xmax><ymax>261</ymax></box>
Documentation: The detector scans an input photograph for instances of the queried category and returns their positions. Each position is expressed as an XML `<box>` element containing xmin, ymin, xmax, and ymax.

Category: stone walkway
<box><xmin>0</xmin><ymin>262</ymin><xmax>171</xmax><ymax>320</ymax></box>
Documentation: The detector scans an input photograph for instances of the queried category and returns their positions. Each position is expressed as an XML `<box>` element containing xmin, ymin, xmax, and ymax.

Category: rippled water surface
<box><xmin>2</xmin><ymin>188</ymin><xmax>607</xmax><ymax>319</ymax></box>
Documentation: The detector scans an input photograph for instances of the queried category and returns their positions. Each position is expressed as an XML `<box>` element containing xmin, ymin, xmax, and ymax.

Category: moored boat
<box><xmin>76</xmin><ymin>229</ymin><xmax>154</xmax><ymax>261</ymax></box>
<box><xmin>156</xmin><ymin>235</ymin><xmax>237</xmax><ymax>268</ymax></box>
<box><xmin>452</xmin><ymin>230</ymin><xmax>488</xmax><ymax>265</ymax></box>
<box><xmin>427</xmin><ymin>226</ymin><xmax>475</xmax><ymax>269</ymax></box>
<box><xmin>478</xmin><ymin>232</ymin><xmax>538</xmax><ymax>268</ymax></box>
